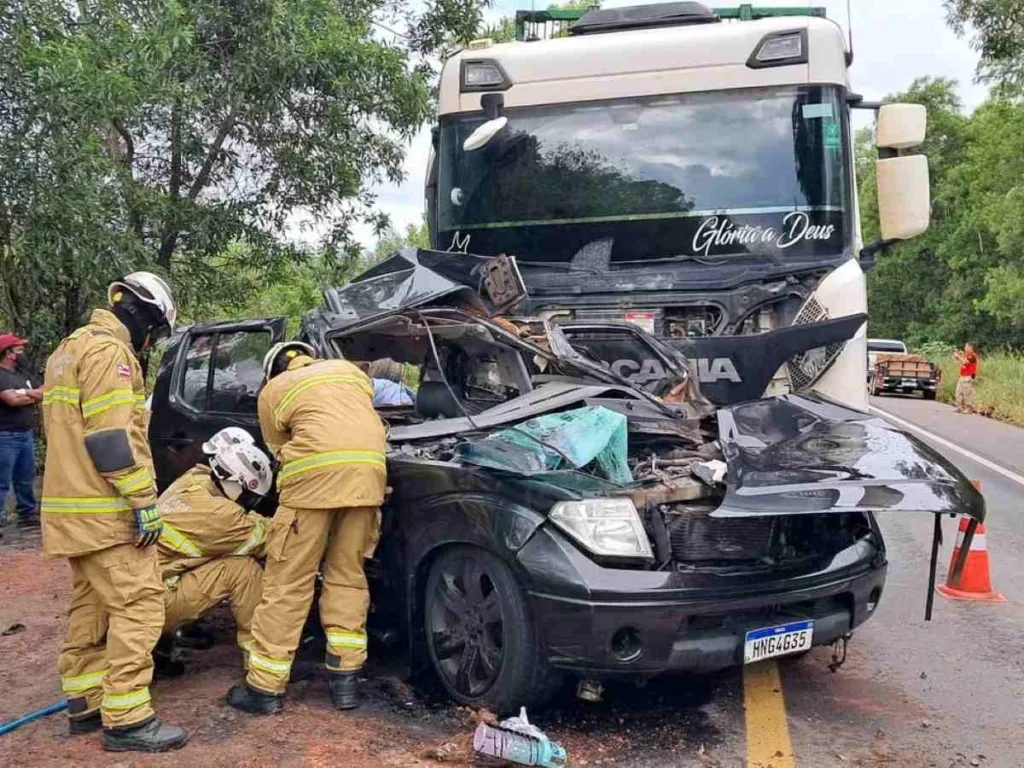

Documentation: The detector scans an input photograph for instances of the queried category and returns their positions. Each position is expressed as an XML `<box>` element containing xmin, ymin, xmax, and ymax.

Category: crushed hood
<box><xmin>322</xmin><ymin>249</ymin><xmax>527</xmax><ymax>326</ymax></box>
<box><xmin>713</xmin><ymin>394</ymin><xmax>985</xmax><ymax>522</ymax></box>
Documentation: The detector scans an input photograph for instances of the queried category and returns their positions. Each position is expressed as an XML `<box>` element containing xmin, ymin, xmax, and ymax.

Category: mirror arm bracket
<box><xmin>480</xmin><ymin>93</ymin><xmax>504</xmax><ymax>120</ymax></box>
<box><xmin>858</xmin><ymin>239</ymin><xmax>897</xmax><ymax>271</ymax></box>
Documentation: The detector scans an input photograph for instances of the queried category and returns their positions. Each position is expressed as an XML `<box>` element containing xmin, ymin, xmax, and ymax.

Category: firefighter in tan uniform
<box><xmin>157</xmin><ymin>430</ymin><xmax>273</xmax><ymax>662</ymax></box>
<box><xmin>228</xmin><ymin>342</ymin><xmax>386</xmax><ymax>715</ymax></box>
<box><xmin>41</xmin><ymin>272</ymin><xmax>187</xmax><ymax>752</ymax></box>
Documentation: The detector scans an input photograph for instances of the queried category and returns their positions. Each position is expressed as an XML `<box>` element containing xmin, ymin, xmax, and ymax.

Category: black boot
<box><xmin>68</xmin><ymin>711</ymin><xmax>102</xmax><ymax>736</ymax></box>
<box><xmin>226</xmin><ymin>684</ymin><xmax>283</xmax><ymax>715</ymax></box>
<box><xmin>328</xmin><ymin>671</ymin><xmax>360</xmax><ymax>711</ymax></box>
<box><xmin>289</xmin><ymin>660</ymin><xmax>317</xmax><ymax>683</ymax></box>
<box><xmin>101</xmin><ymin>717</ymin><xmax>188</xmax><ymax>752</ymax></box>
<box><xmin>175</xmin><ymin>622</ymin><xmax>215</xmax><ymax>650</ymax></box>
<box><xmin>153</xmin><ymin>635</ymin><xmax>186</xmax><ymax>679</ymax></box>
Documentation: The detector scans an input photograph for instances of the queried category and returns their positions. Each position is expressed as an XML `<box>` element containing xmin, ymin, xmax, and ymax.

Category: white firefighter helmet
<box><xmin>108</xmin><ymin>271</ymin><xmax>178</xmax><ymax>332</ymax></box>
<box><xmin>209</xmin><ymin>442</ymin><xmax>273</xmax><ymax>500</ymax></box>
<box><xmin>261</xmin><ymin>341</ymin><xmax>316</xmax><ymax>382</ymax></box>
<box><xmin>201</xmin><ymin>427</ymin><xmax>256</xmax><ymax>456</ymax></box>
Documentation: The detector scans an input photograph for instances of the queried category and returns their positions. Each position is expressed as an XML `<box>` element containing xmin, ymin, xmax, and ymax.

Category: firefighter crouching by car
<box><xmin>155</xmin><ymin>429</ymin><xmax>274</xmax><ymax>672</ymax></box>
<box><xmin>41</xmin><ymin>272</ymin><xmax>188</xmax><ymax>753</ymax></box>
<box><xmin>227</xmin><ymin>342</ymin><xmax>386</xmax><ymax>715</ymax></box>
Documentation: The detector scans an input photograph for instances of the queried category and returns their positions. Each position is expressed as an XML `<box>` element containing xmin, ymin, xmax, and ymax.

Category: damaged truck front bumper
<box><xmin>516</xmin><ymin>523</ymin><xmax>886</xmax><ymax>679</ymax></box>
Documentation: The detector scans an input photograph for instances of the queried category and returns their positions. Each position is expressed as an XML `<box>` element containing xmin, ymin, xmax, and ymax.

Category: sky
<box><xmin>349</xmin><ymin>0</ymin><xmax>987</xmax><ymax>247</ymax></box>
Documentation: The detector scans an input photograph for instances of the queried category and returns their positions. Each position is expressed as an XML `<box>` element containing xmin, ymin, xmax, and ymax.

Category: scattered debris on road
<box><xmin>473</xmin><ymin>707</ymin><xmax>567</xmax><ymax>767</ymax></box>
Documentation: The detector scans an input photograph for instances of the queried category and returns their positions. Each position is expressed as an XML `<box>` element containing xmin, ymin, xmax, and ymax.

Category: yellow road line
<box><xmin>744</xmin><ymin>660</ymin><xmax>795</xmax><ymax>768</ymax></box>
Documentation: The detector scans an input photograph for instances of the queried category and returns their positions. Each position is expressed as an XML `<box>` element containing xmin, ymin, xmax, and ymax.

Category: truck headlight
<box><xmin>549</xmin><ymin>499</ymin><xmax>654</xmax><ymax>561</ymax></box>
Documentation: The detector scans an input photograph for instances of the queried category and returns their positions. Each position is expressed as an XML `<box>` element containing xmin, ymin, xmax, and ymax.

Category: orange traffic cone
<box><xmin>936</xmin><ymin>516</ymin><xmax>1006</xmax><ymax>602</ymax></box>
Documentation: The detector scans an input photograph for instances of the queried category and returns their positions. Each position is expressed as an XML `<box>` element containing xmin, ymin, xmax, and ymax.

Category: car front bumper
<box><xmin>516</xmin><ymin>525</ymin><xmax>887</xmax><ymax>679</ymax></box>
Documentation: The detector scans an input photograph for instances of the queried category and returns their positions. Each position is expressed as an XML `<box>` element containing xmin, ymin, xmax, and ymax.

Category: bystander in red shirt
<box><xmin>960</xmin><ymin>351</ymin><xmax>978</xmax><ymax>378</ymax></box>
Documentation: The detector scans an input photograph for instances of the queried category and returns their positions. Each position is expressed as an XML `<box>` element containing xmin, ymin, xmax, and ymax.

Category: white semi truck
<box><xmin>425</xmin><ymin>2</ymin><xmax>930</xmax><ymax>410</ymax></box>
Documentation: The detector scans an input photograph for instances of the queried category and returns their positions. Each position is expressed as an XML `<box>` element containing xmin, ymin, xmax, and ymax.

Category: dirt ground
<box><xmin>0</xmin><ymin>528</ymin><xmax>734</xmax><ymax>768</ymax></box>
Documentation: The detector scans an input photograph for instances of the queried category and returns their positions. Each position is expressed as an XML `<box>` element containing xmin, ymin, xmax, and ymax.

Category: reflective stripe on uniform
<box><xmin>159</xmin><ymin>522</ymin><xmax>203</xmax><ymax>557</ymax></box>
<box><xmin>41</xmin><ymin>496</ymin><xmax>132</xmax><ymax>514</ymax></box>
<box><xmin>273</xmin><ymin>374</ymin><xmax>374</xmax><ymax>429</ymax></box>
<box><xmin>135</xmin><ymin>393</ymin><xmax>146</xmax><ymax>412</ymax></box>
<box><xmin>62</xmin><ymin>668</ymin><xmax>109</xmax><ymax>694</ymax></box>
<box><xmin>279</xmin><ymin>450</ymin><xmax>386</xmax><ymax>482</ymax></box>
<box><xmin>233</xmin><ymin>518</ymin><xmax>267</xmax><ymax>556</ymax></box>
<box><xmin>42</xmin><ymin>386</ymin><xmax>82</xmax><ymax>407</ymax></box>
<box><xmin>326</xmin><ymin>630</ymin><xmax>368</xmax><ymax>650</ymax></box>
<box><xmin>247</xmin><ymin>652</ymin><xmax>291</xmax><ymax>677</ymax></box>
<box><xmin>81</xmin><ymin>389</ymin><xmax>136</xmax><ymax>418</ymax></box>
<box><xmin>112</xmin><ymin>467</ymin><xmax>153</xmax><ymax>495</ymax></box>
<box><xmin>102</xmin><ymin>687</ymin><xmax>151</xmax><ymax>711</ymax></box>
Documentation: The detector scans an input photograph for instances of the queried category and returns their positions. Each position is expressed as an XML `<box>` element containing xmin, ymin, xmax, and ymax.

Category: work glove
<box><xmin>134</xmin><ymin>505</ymin><xmax>163</xmax><ymax>548</ymax></box>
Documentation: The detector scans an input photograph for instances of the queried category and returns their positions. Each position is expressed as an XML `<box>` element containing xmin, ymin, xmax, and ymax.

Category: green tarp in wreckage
<box><xmin>455</xmin><ymin>406</ymin><xmax>633</xmax><ymax>484</ymax></box>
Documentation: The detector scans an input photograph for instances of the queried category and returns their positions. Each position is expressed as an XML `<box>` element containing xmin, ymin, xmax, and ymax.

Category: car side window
<box><xmin>182</xmin><ymin>334</ymin><xmax>216</xmax><ymax>410</ymax></box>
<box><xmin>180</xmin><ymin>330</ymin><xmax>272</xmax><ymax>414</ymax></box>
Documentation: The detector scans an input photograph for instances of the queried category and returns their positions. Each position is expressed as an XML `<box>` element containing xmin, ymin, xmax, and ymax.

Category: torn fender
<box><xmin>712</xmin><ymin>394</ymin><xmax>985</xmax><ymax>522</ymax></box>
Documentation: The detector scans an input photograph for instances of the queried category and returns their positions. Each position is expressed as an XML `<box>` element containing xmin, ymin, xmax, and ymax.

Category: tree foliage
<box><xmin>0</xmin><ymin>0</ymin><xmax>485</xmax><ymax>368</ymax></box>
<box><xmin>945</xmin><ymin>0</ymin><xmax>1024</xmax><ymax>92</ymax></box>
<box><xmin>861</xmin><ymin>77</ymin><xmax>1024</xmax><ymax>346</ymax></box>
<box><xmin>369</xmin><ymin>218</ymin><xmax>430</xmax><ymax>263</ymax></box>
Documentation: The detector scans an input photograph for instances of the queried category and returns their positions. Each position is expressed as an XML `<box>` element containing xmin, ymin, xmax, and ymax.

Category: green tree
<box><xmin>481</xmin><ymin>0</ymin><xmax>595</xmax><ymax>43</ymax></box>
<box><xmin>0</xmin><ymin>0</ymin><xmax>485</xmax><ymax>365</ymax></box>
<box><xmin>480</xmin><ymin>15</ymin><xmax>517</xmax><ymax>43</ymax></box>
<box><xmin>945</xmin><ymin>0</ymin><xmax>1024</xmax><ymax>92</ymax></box>
<box><xmin>860</xmin><ymin>75</ymin><xmax>1024</xmax><ymax>347</ymax></box>
<box><xmin>369</xmin><ymin>218</ymin><xmax>431</xmax><ymax>263</ymax></box>
<box><xmin>860</xmin><ymin>78</ymin><xmax>972</xmax><ymax>346</ymax></box>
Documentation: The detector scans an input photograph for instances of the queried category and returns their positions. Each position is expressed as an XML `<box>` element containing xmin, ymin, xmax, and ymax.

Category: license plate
<box><xmin>902</xmin><ymin>379</ymin><xmax>918</xmax><ymax>387</ymax></box>
<box><xmin>744</xmin><ymin>620</ymin><xmax>814</xmax><ymax>664</ymax></box>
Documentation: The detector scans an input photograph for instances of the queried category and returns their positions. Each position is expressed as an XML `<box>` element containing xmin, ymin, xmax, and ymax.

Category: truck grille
<box><xmin>787</xmin><ymin>296</ymin><xmax>845</xmax><ymax>392</ymax></box>
<box><xmin>664</xmin><ymin>508</ymin><xmax>775</xmax><ymax>563</ymax></box>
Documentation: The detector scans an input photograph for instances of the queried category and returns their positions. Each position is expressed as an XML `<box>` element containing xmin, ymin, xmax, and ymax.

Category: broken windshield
<box><xmin>437</xmin><ymin>85</ymin><xmax>851</xmax><ymax>266</ymax></box>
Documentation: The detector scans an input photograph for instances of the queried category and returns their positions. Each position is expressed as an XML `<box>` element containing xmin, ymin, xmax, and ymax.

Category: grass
<box><xmin>918</xmin><ymin>344</ymin><xmax>1024</xmax><ymax>427</ymax></box>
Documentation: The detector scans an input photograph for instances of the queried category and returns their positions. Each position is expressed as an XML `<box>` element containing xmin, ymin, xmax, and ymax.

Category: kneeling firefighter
<box><xmin>41</xmin><ymin>272</ymin><xmax>187</xmax><ymax>752</ymax></box>
<box><xmin>156</xmin><ymin>430</ymin><xmax>273</xmax><ymax>669</ymax></box>
<box><xmin>228</xmin><ymin>342</ymin><xmax>387</xmax><ymax>714</ymax></box>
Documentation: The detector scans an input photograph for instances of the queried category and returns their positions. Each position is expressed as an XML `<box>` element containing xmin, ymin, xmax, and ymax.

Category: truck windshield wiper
<box><xmin>655</xmin><ymin>250</ymin><xmax>782</xmax><ymax>266</ymax></box>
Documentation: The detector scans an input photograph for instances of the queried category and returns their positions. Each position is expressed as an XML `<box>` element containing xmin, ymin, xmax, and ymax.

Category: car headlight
<box><xmin>549</xmin><ymin>498</ymin><xmax>654</xmax><ymax>561</ymax></box>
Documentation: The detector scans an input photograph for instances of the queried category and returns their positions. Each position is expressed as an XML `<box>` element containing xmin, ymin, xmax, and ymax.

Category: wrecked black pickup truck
<box><xmin>148</xmin><ymin>250</ymin><xmax>984</xmax><ymax>712</ymax></box>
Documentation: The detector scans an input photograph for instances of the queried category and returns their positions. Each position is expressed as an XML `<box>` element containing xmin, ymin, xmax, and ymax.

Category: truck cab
<box><xmin>425</xmin><ymin>3</ymin><xmax>930</xmax><ymax>410</ymax></box>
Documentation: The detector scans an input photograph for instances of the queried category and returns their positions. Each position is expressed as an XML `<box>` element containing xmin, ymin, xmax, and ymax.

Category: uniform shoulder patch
<box><xmin>116</xmin><ymin>363</ymin><xmax>132</xmax><ymax>381</ymax></box>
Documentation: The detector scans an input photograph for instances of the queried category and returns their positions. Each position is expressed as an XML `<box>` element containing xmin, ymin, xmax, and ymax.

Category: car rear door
<box><xmin>149</xmin><ymin>318</ymin><xmax>286</xmax><ymax>490</ymax></box>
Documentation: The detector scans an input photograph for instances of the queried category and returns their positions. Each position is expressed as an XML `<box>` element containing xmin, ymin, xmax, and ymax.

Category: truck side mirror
<box><xmin>876</xmin><ymin>104</ymin><xmax>926</xmax><ymax>150</ymax></box>
<box><xmin>875</xmin><ymin>103</ymin><xmax>930</xmax><ymax>242</ymax></box>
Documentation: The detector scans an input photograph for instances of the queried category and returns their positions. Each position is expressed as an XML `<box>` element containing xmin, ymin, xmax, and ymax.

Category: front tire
<box><xmin>424</xmin><ymin>545</ymin><xmax>559</xmax><ymax>713</ymax></box>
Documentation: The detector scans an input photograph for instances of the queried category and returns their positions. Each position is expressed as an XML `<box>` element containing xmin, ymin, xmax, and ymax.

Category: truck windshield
<box><xmin>438</xmin><ymin>85</ymin><xmax>850</xmax><ymax>266</ymax></box>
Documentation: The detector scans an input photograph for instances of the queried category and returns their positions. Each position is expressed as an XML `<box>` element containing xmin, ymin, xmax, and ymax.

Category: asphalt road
<box><xmin>778</xmin><ymin>395</ymin><xmax>1024</xmax><ymax>768</ymax></box>
<box><xmin>545</xmin><ymin>394</ymin><xmax>1024</xmax><ymax>768</ymax></box>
